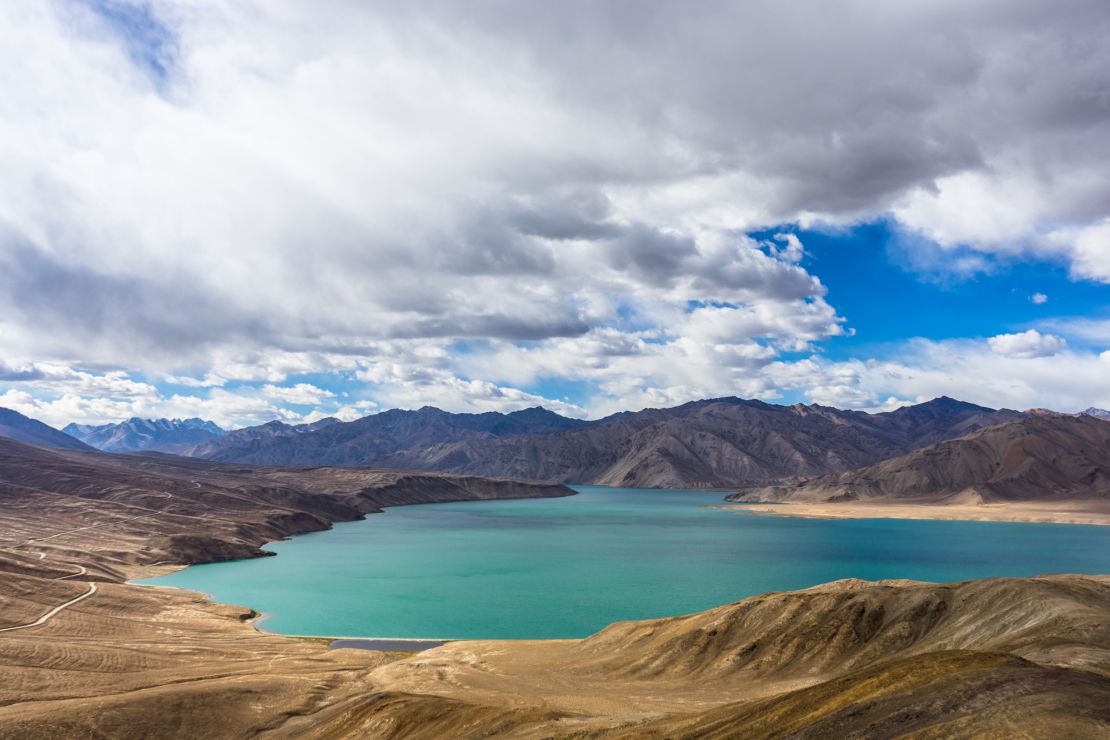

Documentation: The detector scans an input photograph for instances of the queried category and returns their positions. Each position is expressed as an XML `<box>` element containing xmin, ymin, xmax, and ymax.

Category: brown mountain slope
<box><xmin>617</xmin><ymin>651</ymin><xmax>1110</xmax><ymax>739</ymax></box>
<box><xmin>731</xmin><ymin>413</ymin><xmax>1110</xmax><ymax>505</ymax></box>
<box><xmin>0</xmin><ymin>436</ymin><xmax>572</xmax><ymax>574</ymax></box>
<box><xmin>193</xmin><ymin>396</ymin><xmax>1024</xmax><ymax>488</ymax></box>
<box><xmin>282</xmin><ymin>653</ymin><xmax>1110</xmax><ymax>739</ymax></box>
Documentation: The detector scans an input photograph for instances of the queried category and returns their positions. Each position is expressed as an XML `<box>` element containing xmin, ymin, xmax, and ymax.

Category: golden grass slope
<box><xmin>367</xmin><ymin>575</ymin><xmax>1110</xmax><ymax>726</ymax></box>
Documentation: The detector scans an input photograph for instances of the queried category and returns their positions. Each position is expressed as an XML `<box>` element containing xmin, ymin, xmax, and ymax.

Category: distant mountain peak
<box><xmin>1083</xmin><ymin>407</ymin><xmax>1110</xmax><ymax>419</ymax></box>
<box><xmin>507</xmin><ymin>406</ymin><xmax>568</xmax><ymax>420</ymax></box>
<box><xmin>924</xmin><ymin>396</ymin><xmax>990</xmax><ymax>410</ymax></box>
<box><xmin>63</xmin><ymin>416</ymin><xmax>226</xmax><ymax>453</ymax></box>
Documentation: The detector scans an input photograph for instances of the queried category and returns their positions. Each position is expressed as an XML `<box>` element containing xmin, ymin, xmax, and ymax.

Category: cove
<box><xmin>138</xmin><ymin>486</ymin><xmax>1110</xmax><ymax>640</ymax></box>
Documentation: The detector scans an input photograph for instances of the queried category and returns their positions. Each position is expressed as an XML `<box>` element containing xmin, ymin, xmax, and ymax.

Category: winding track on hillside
<box><xmin>0</xmin><ymin>495</ymin><xmax>168</xmax><ymax>631</ymax></box>
<box><xmin>0</xmin><ymin>582</ymin><xmax>98</xmax><ymax>633</ymax></box>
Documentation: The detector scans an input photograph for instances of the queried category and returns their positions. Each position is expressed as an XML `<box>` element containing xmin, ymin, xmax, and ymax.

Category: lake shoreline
<box><xmin>718</xmin><ymin>500</ymin><xmax>1110</xmax><ymax>526</ymax></box>
<box><xmin>140</xmin><ymin>486</ymin><xmax>1110</xmax><ymax>641</ymax></box>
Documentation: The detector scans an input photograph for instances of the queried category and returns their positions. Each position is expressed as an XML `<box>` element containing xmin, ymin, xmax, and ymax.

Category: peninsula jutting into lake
<box><xmin>3</xmin><ymin>1</ymin><xmax>1110</xmax><ymax>737</ymax></box>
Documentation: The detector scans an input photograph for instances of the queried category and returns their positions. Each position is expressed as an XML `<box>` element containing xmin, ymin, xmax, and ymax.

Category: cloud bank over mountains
<box><xmin>1</xmin><ymin>1</ymin><xmax>1109</xmax><ymax>427</ymax></box>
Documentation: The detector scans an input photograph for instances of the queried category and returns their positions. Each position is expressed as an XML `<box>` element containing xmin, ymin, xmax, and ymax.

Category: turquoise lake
<box><xmin>139</xmin><ymin>486</ymin><xmax>1110</xmax><ymax>639</ymax></box>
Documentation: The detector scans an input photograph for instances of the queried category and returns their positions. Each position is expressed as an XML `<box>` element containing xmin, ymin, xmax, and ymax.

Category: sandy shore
<box><xmin>718</xmin><ymin>501</ymin><xmax>1110</xmax><ymax>526</ymax></box>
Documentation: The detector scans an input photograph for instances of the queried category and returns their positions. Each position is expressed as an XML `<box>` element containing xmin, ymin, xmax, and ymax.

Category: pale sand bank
<box><xmin>331</xmin><ymin>638</ymin><xmax>445</xmax><ymax>652</ymax></box>
<box><xmin>718</xmin><ymin>501</ymin><xmax>1110</xmax><ymax>526</ymax></box>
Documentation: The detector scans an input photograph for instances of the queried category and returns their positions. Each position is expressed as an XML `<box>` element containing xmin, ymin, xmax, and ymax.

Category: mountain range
<box><xmin>63</xmin><ymin>417</ymin><xmax>227</xmax><ymax>454</ymax></box>
<box><xmin>183</xmin><ymin>396</ymin><xmax>1023</xmax><ymax>488</ymax></box>
<box><xmin>183</xmin><ymin>406</ymin><xmax>587</xmax><ymax>462</ymax></box>
<box><xmin>3</xmin><ymin>396</ymin><xmax>1109</xmax><ymax>499</ymax></box>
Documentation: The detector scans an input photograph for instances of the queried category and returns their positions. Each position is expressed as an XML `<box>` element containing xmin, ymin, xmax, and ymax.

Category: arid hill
<box><xmin>732</xmin><ymin>413</ymin><xmax>1110</xmax><ymax>505</ymax></box>
<box><xmin>189</xmin><ymin>396</ymin><xmax>1023</xmax><ymax>488</ymax></box>
<box><xmin>362</xmin><ymin>575</ymin><xmax>1110</xmax><ymax>738</ymax></box>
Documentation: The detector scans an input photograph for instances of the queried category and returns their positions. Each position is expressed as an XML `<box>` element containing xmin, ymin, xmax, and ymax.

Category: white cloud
<box><xmin>1066</xmin><ymin>218</ymin><xmax>1110</xmax><ymax>283</ymax></box>
<box><xmin>1036</xmin><ymin>317</ymin><xmax>1110</xmax><ymax>345</ymax></box>
<box><xmin>1030</xmin><ymin>292</ymin><xmax>1048</xmax><ymax>305</ymax></box>
<box><xmin>165</xmin><ymin>372</ymin><xmax>228</xmax><ymax>388</ymax></box>
<box><xmin>893</xmin><ymin>171</ymin><xmax>1044</xmax><ymax>253</ymax></box>
<box><xmin>261</xmin><ymin>383</ymin><xmax>335</xmax><ymax>405</ymax></box>
<box><xmin>988</xmin><ymin>329</ymin><xmax>1067</xmax><ymax>359</ymax></box>
<box><xmin>1</xmin><ymin>2</ymin><xmax>1109</xmax><ymax>421</ymax></box>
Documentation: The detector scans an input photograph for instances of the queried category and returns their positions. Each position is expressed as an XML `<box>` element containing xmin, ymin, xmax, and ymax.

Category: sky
<box><xmin>1</xmin><ymin>0</ymin><xmax>1109</xmax><ymax>429</ymax></box>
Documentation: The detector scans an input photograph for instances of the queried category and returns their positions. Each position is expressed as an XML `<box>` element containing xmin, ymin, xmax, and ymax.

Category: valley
<box><xmin>0</xmin><ymin>401</ymin><xmax>1107</xmax><ymax>737</ymax></box>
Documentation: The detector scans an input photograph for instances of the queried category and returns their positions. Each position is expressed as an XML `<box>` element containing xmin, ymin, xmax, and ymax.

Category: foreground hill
<box><xmin>63</xmin><ymin>417</ymin><xmax>227</xmax><ymax>453</ymax></box>
<box><xmin>731</xmin><ymin>414</ymin><xmax>1110</xmax><ymax>505</ymax></box>
<box><xmin>191</xmin><ymin>396</ymin><xmax>1023</xmax><ymax>488</ymax></box>
<box><xmin>0</xmin><ymin>407</ymin><xmax>93</xmax><ymax>452</ymax></box>
<box><xmin>365</xmin><ymin>575</ymin><xmax>1110</xmax><ymax>738</ymax></box>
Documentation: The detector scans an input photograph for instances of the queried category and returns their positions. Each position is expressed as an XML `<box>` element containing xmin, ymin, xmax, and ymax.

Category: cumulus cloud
<box><xmin>1065</xmin><ymin>219</ymin><xmax>1110</xmax><ymax>283</ymax></box>
<box><xmin>1030</xmin><ymin>292</ymin><xmax>1049</xmax><ymax>304</ymax></box>
<box><xmin>1</xmin><ymin>1</ymin><xmax>1109</xmax><ymax>422</ymax></box>
<box><xmin>988</xmin><ymin>330</ymin><xmax>1067</xmax><ymax>359</ymax></box>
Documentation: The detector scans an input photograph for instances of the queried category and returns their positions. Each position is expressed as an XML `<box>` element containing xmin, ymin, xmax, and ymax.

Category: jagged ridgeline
<box><xmin>166</xmin><ymin>396</ymin><xmax>1024</xmax><ymax>487</ymax></box>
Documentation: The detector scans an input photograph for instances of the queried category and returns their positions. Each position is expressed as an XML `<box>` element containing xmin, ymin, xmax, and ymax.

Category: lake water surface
<box><xmin>139</xmin><ymin>486</ymin><xmax>1110</xmax><ymax>639</ymax></box>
